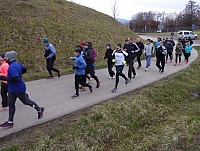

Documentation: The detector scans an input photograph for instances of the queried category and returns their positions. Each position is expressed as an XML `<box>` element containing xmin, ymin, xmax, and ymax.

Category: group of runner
<box><xmin>0</xmin><ymin>36</ymin><xmax>193</xmax><ymax>128</ymax></box>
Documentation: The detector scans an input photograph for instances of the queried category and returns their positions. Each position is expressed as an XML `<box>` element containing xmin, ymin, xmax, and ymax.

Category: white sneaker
<box><xmin>109</xmin><ymin>76</ymin><xmax>115</xmax><ymax>79</ymax></box>
<box><xmin>145</xmin><ymin>68</ymin><xmax>148</xmax><ymax>72</ymax></box>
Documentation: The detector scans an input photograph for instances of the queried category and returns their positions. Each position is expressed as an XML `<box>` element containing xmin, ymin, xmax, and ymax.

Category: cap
<box><xmin>43</xmin><ymin>38</ymin><xmax>49</xmax><ymax>44</ymax></box>
<box><xmin>5</xmin><ymin>51</ymin><xmax>17</xmax><ymax>61</ymax></box>
<box><xmin>106</xmin><ymin>44</ymin><xmax>111</xmax><ymax>47</ymax></box>
<box><xmin>0</xmin><ymin>52</ymin><xmax>5</xmax><ymax>59</ymax></box>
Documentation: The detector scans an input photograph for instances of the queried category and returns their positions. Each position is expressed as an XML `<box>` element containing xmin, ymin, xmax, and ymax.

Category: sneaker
<box><xmin>145</xmin><ymin>68</ymin><xmax>148</xmax><ymax>72</ymax></box>
<box><xmin>89</xmin><ymin>86</ymin><xmax>93</xmax><ymax>93</ymax></box>
<box><xmin>0</xmin><ymin>121</ymin><xmax>13</xmax><ymax>128</ymax></box>
<box><xmin>159</xmin><ymin>68</ymin><xmax>161</xmax><ymax>72</ymax></box>
<box><xmin>137</xmin><ymin>65</ymin><xmax>142</xmax><ymax>69</ymax></box>
<box><xmin>0</xmin><ymin>106</ymin><xmax>9</xmax><ymax>111</ymax></box>
<box><xmin>125</xmin><ymin>79</ymin><xmax>130</xmax><ymax>85</ymax></box>
<box><xmin>132</xmin><ymin>75</ymin><xmax>136</xmax><ymax>79</ymax></box>
<box><xmin>47</xmin><ymin>76</ymin><xmax>54</xmax><ymax>79</ymax></box>
<box><xmin>58</xmin><ymin>71</ymin><xmax>61</xmax><ymax>77</ymax></box>
<box><xmin>170</xmin><ymin>60</ymin><xmax>172</xmax><ymax>63</ymax></box>
<box><xmin>186</xmin><ymin>61</ymin><xmax>188</xmax><ymax>64</ymax></box>
<box><xmin>174</xmin><ymin>63</ymin><xmax>177</xmax><ymax>66</ymax></box>
<box><xmin>111</xmin><ymin>87</ymin><xmax>117</xmax><ymax>93</ymax></box>
<box><xmin>161</xmin><ymin>70</ymin><xmax>164</xmax><ymax>73</ymax></box>
<box><xmin>109</xmin><ymin>76</ymin><xmax>115</xmax><ymax>79</ymax></box>
<box><xmin>38</xmin><ymin>107</ymin><xmax>44</xmax><ymax>119</ymax></box>
<box><xmin>96</xmin><ymin>80</ymin><xmax>101</xmax><ymax>88</ymax></box>
<box><xmin>178</xmin><ymin>62</ymin><xmax>181</xmax><ymax>65</ymax></box>
<box><xmin>71</xmin><ymin>94</ymin><xmax>79</xmax><ymax>99</ymax></box>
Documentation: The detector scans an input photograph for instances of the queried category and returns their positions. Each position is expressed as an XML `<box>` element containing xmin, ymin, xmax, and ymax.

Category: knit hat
<box><xmin>106</xmin><ymin>44</ymin><xmax>111</xmax><ymax>47</ymax></box>
<box><xmin>116</xmin><ymin>44</ymin><xmax>122</xmax><ymax>48</ymax></box>
<box><xmin>43</xmin><ymin>38</ymin><xmax>49</xmax><ymax>44</ymax></box>
<box><xmin>0</xmin><ymin>52</ymin><xmax>5</xmax><ymax>59</ymax></box>
<box><xmin>75</xmin><ymin>49</ymin><xmax>81</xmax><ymax>54</ymax></box>
<box><xmin>5</xmin><ymin>51</ymin><xmax>17</xmax><ymax>61</ymax></box>
<box><xmin>80</xmin><ymin>42</ymin><xmax>85</xmax><ymax>47</ymax></box>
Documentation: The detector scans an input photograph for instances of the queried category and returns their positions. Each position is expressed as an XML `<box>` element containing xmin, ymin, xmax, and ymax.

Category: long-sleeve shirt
<box><xmin>185</xmin><ymin>45</ymin><xmax>192</xmax><ymax>53</ymax></box>
<box><xmin>0</xmin><ymin>61</ymin><xmax>9</xmax><ymax>84</ymax></box>
<box><xmin>44</xmin><ymin>43</ymin><xmax>56</xmax><ymax>59</ymax></box>
<box><xmin>144</xmin><ymin>43</ymin><xmax>154</xmax><ymax>56</ymax></box>
<box><xmin>112</xmin><ymin>49</ymin><xmax>128</xmax><ymax>66</ymax></box>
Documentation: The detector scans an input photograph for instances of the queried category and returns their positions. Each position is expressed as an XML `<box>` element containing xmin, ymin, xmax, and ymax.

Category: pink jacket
<box><xmin>0</xmin><ymin>61</ymin><xmax>9</xmax><ymax>84</ymax></box>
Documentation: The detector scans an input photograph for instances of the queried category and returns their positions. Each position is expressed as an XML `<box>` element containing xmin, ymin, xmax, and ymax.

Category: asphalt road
<box><xmin>0</xmin><ymin>36</ymin><xmax>198</xmax><ymax>138</ymax></box>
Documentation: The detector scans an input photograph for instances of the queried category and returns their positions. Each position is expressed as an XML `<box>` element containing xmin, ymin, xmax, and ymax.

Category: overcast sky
<box><xmin>68</xmin><ymin>0</ymin><xmax>194</xmax><ymax>20</ymax></box>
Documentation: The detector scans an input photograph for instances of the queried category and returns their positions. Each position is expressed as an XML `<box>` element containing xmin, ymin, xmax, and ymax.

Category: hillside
<box><xmin>0</xmin><ymin>0</ymin><xmax>137</xmax><ymax>78</ymax></box>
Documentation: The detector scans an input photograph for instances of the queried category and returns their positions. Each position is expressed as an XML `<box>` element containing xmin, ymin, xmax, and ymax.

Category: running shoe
<box><xmin>0</xmin><ymin>121</ymin><xmax>13</xmax><ymax>128</ymax></box>
<box><xmin>38</xmin><ymin>107</ymin><xmax>44</xmax><ymax>119</ymax></box>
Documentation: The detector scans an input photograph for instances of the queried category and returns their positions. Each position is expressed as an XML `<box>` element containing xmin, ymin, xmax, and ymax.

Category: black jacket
<box><xmin>126</xmin><ymin>43</ymin><xmax>139</xmax><ymax>60</ymax></box>
<box><xmin>136</xmin><ymin>42</ymin><xmax>144</xmax><ymax>54</ymax></box>
<box><xmin>104</xmin><ymin>48</ymin><xmax>113</xmax><ymax>64</ymax></box>
<box><xmin>83</xmin><ymin>48</ymin><xmax>94</xmax><ymax>65</ymax></box>
<box><xmin>156</xmin><ymin>46</ymin><xmax>167</xmax><ymax>58</ymax></box>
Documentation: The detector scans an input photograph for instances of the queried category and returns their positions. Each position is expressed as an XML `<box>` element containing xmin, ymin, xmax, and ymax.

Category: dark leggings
<box><xmin>115</xmin><ymin>65</ymin><xmax>128</xmax><ymax>89</ymax></box>
<box><xmin>85</xmin><ymin>65</ymin><xmax>100</xmax><ymax>84</ymax></box>
<box><xmin>175</xmin><ymin>54</ymin><xmax>182</xmax><ymax>63</ymax></box>
<box><xmin>128</xmin><ymin>59</ymin><xmax>136</xmax><ymax>79</ymax></box>
<box><xmin>166</xmin><ymin>51</ymin><xmax>173</xmax><ymax>61</ymax></box>
<box><xmin>108</xmin><ymin>63</ymin><xmax>115</xmax><ymax>77</ymax></box>
<box><xmin>185</xmin><ymin>53</ymin><xmax>191</xmax><ymax>62</ymax></box>
<box><xmin>156</xmin><ymin>57</ymin><xmax>165</xmax><ymax>72</ymax></box>
<box><xmin>8</xmin><ymin>92</ymin><xmax>41</xmax><ymax>122</ymax></box>
<box><xmin>46</xmin><ymin>58</ymin><xmax>60</xmax><ymax>76</ymax></box>
<box><xmin>136</xmin><ymin>51</ymin><xmax>142</xmax><ymax>67</ymax></box>
<box><xmin>1</xmin><ymin>82</ymin><xmax>8</xmax><ymax>107</ymax></box>
<box><xmin>75</xmin><ymin>75</ymin><xmax>92</xmax><ymax>95</ymax></box>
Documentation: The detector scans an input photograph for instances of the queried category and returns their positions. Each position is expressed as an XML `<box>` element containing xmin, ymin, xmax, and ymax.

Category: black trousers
<box><xmin>185</xmin><ymin>53</ymin><xmax>191</xmax><ymax>62</ymax></box>
<box><xmin>175</xmin><ymin>54</ymin><xmax>182</xmax><ymax>63</ymax></box>
<box><xmin>107</xmin><ymin>63</ymin><xmax>115</xmax><ymax>77</ymax></box>
<box><xmin>115</xmin><ymin>65</ymin><xmax>128</xmax><ymax>89</ymax></box>
<box><xmin>166</xmin><ymin>51</ymin><xmax>173</xmax><ymax>61</ymax></box>
<box><xmin>128</xmin><ymin>59</ymin><xmax>136</xmax><ymax>79</ymax></box>
<box><xmin>8</xmin><ymin>92</ymin><xmax>41</xmax><ymax>122</ymax></box>
<box><xmin>156</xmin><ymin>57</ymin><xmax>165</xmax><ymax>72</ymax></box>
<box><xmin>75</xmin><ymin>75</ymin><xmax>91</xmax><ymax>95</ymax></box>
<box><xmin>1</xmin><ymin>82</ymin><xmax>8</xmax><ymax>107</ymax></box>
<box><xmin>46</xmin><ymin>58</ymin><xmax>59</xmax><ymax>76</ymax></box>
<box><xmin>136</xmin><ymin>51</ymin><xmax>142</xmax><ymax>67</ymax></box>
<box><xmin>85</xmin><ymin>65</ymin><xmax>99</xmax><ymax>84</ymax></box>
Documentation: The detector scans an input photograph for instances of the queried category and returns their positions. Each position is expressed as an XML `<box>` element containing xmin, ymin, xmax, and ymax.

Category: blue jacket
<box><xmin>156</xmin><ymin>40</ymin><xmax>161</xmax><ymax>48</ymax></box>
<box><xmin>44</xmin><ymin>43</ymin><xmax>56</xmax><ymax>59</ymax></box>
<box><xmin>74</xmin><ymin>55</ymin><xmax>87</xmax><ymax>75</ymax></box>
<box><xmin>185</xmin><ymin>45</ymin><xmax>192</xmax><ymax>53</ymax></box>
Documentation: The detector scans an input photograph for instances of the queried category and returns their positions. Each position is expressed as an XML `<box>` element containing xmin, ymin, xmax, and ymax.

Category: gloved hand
<box><xmin>112</xmin><ymin>59</ymin><xmax>116</xmax><ymax>63</ymax></box>
<box><xmin>73</xmin><ymin>66</ymin><xmax>79</xmax><ymax>70</ymax></box>
<box><xmin>122</xmin><ymin>61</ymin><xmax>126</xmax><ymax>65</ymax></box>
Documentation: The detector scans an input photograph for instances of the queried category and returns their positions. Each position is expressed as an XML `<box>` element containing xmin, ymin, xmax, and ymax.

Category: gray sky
<box><xmin>68</xmin><ymin>0</ymin><xmax>193</xmax><ymax>20</ymax></box>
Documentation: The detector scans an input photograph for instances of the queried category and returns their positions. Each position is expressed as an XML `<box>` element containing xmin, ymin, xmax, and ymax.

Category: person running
<box><xmin>123</xmin><ymin>39</ymin><xmax>129</xmax><ymax>66</ymax></box>
<box><xmin>104</xmin><ymin>44</ymin><xmax>115</xmax><ymax>79</ymax></box>
<box><xmin>155</xmin><ymin>37</ymin><xmax>162</xmax><ymax>51</ymax></box>
<box><xmin>144</xmin><ymin>39</ymin><xmax>154</xmax><ymax>72</ymax></box>
<box><xmin>185</xmin><ymin>42</ymin><xmax>192</xmax><ymax>64</ymax></box>
<box><xmin>165</xmin><ymin>40</ymin><xmax>174</xmax><ymax>63</ymax></box>
<box><xmin>43</xmin><ymin>38</ymin><xmax>61</xmax><ymax>79</ymax></box>
<box><xmin>174</xmin><ymin>41</ymin><xmax>183</xmax><ymax>66</ymax></box>
<box><xmin>111</xmin><ymin>44</ymin><xmax>130</xmax><ymax>93</ymax></box>
<box><xmin>72</xmin><ymin>49</ymin><xmax>93</xmax><ymax>98</ymax></box>
<box><xmin>156</xmin><ymin>42</ymin><xmax>167</xmax><ymax>73</ymax></box>
<box><xmin>126</xmin><ymin>37</ymin><xmax>139</xmax><ymax>80</ymax></box>
<box><xmin>136</xmin><ymin>37</ymin><xmax>144</xmax><ymax>69</ymax></box>
<box><xmin>0</xmin><ymin>51</ymin><xmax>44</xmax><ymax>128</ymax></box>
<box><xmin>0</xmin><ymin>53</ymin><xmax>9</xmax><ymax>111</ymax></box>
<box><xmin>83</xmin><ymin>43</ymin><xmax>100</xmax><ymax>88</ymax></box>
<box><xmin>171</xmin><ymin>31</ymin><xmax>174</xmax><ymax>38</ymax></box>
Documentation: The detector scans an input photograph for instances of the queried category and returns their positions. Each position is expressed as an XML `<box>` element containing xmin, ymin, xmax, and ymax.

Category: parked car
<box><xmin>177</xmin><ymin>30</ymin><xmax>198</xmax><ymax>40</ymax></box>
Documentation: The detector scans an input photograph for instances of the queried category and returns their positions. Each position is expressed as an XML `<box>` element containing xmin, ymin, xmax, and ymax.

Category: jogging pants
<box><xmin>8</xmin><ymin>92</ymin><xmax>41</xmax><ymax>122</ymax></box>
<box><xmin>75</xmin><ymin>75</ymin><xmax>92</xmax><ymax>95</ymax></box>
<box><xmin>1</xmin><ymin>82</ymin><xmax>8</xmax><ymax>107</ymax></box>
<box><xmin>115</xmin><ymin>65</ymin><xmax>128</xmax><ymax>89</ymax></box>
<box><xmin>85</xmin><ymin>65</ymin><xmax>99</xmax><ymax>84</ymax></box>
<box><xmin>185</xmin><ymin>53</ymin><xmax>191</xmax><ymax>62</ymax></box>
<box><xmin>128</xmin><ymin>59</ymin><xmax>136</xmax><ymax>79</ymax></box>
<box><xmin>46</xmin><ymin>58</ymin><xmax>60</xmax><ymax>76</ymax></box>
<box><xmin>166</xmin><ymin>51</ymin><xmax>173</xmax><ymax>61</ymax></box>
<box><xmin>156</xmin><ymin>57</ymin><xmax>165</xmax><ymax>72</ymax></box>
<box><xmin>108</xmin><ymin>63</ymin><xmax>115</xmax><ymax>77</ymax></box>
<box><xmin>175</xmin><ymin>54</ymin><xmax>182</xmax><ymax>64</ymax></box>
<box><xmin>136</xmin><ymin>51</ymin><xmax>142</xmax><ymax>67</ymax></box>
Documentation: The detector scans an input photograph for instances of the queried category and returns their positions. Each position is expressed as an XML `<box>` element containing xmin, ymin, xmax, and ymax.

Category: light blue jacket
<box><xmin>185</xmin><ymin>45</ymin><xmax>192</xmax><ymax>53</ymax></box>
<box><xmin>45</xmin><ymin>43</ymin><xmax>56</xmax><ymax>59</ymax></box>
<box><xmin>74</xmin><ymin>55</ymin><xmax>87</xmax><ymax>75</ymax></box>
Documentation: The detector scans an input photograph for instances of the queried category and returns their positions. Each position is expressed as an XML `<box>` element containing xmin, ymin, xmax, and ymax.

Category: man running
<box><xmin>136</xmin><ymin>37</ymin><xmax>144</xmax><ymax>69</ymax></box>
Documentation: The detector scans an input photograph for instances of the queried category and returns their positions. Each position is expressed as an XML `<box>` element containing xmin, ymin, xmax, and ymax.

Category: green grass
<box><xmin>0</xmin><ymin>47</ymin><xmax>199</xmax><ymax>150</ymax></box>
<box><xmin>0</xmin><ymin>0</ymin><xmax>138</xmax><ymax>81</ymax></box>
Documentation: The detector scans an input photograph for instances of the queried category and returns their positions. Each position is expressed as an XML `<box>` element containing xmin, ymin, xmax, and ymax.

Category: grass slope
<box><xmin>0</xmin><ymin>0</ymin><xmax>138</xmax><ymax>80</ymax></box>
<box><xmin>0</xmin><ymin>47</ymin><xmax>199</xmax><ymax>150</ymax></box>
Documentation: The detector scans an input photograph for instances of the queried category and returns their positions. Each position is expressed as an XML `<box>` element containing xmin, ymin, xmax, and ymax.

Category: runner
<box><xmin>156</xmin><ymin>42</ymin><xmax>167</xmax><ymax>73</ymax></box>
<box><xmin>0</xmin><ymin>51</ymin><xmax>44</xmax><ymax>128</ymax></box>
<box><xmin>111</xmin><ymin>44</ymin><xmax>130</xmax><ymax>93</ymax></box>
<box><xmin>144</xmin><ymin>39</ymin><xmax>154</xmax><ymax>72</ymax></box>
<box><xmin>126</xmin><ymin>37</ymin><xmax>139</xmax><ymax>80</ymax></box>
<box><xmin>136</xmin><ymin>37</ymin><xmax>144</xmax><ymax>69</ymax></box>
<box><xmin>72</xmin><ymin>49</ymin><xmax>93</xmax><ymax>98</ymax></box>
<box><xmin>185</xmin><ymin>42</ymin><xmax>193</xmax><ymax>64</ymax></box>
<box><xmin>0</xmin><ymin>53</ymin><xmax>9</xmax><ymax>111</ymax></box>
<box><xmin>165</xmin><ymin>40</ymin><xmax>174</xmax><ymax>63</ymax></box>
<box><xmin>104</xmin><ymin>44</ymin><xmax>115</xmax><ymax>79</ymax></box>
<box><xmin>174</xmin><ymin>41</ymin><xmax>183</xmax><ymax>66</ymax></box>
<box><xmin>43</xmin><ymin>38</ymin><xmax>61</xmax><ymax>79</ymax></box>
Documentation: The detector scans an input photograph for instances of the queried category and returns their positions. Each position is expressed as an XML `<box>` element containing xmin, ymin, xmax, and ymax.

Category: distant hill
<box><xmin>116</xmin><ymin>18</ymin><xmax>130</xmax><ymax>24</ymax></box>
<box><xmin>0</xmin><ymin>0</ymin><xmax>137</xmax><ymax>77</ymax></box>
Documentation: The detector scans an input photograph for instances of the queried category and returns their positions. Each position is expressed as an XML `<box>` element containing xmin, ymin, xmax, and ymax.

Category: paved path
<box><xmin>0</xmin><ymin>36</ymin><xmax>198</xmax><ymax>138</ymax></box>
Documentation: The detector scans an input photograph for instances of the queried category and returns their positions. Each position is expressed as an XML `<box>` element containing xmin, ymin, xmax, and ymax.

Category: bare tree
<box><xmin>111</xmin><ymin>0</ymin><xmax>119</xmax><ymax>19</ymax></box>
